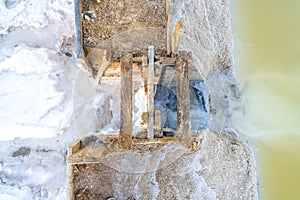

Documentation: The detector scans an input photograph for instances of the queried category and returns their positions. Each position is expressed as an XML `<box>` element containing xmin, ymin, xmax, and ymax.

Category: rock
<box><xmin>12</xmin><ymin>147</ymin><xmax>31</xmax><ymax>157</ymax></box>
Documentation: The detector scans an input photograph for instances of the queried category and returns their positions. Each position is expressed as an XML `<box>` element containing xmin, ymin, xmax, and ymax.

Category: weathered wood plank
<box><xmin>132</xmin><ymin>137</ymin><xmax>176</xmax><ymax>145</ymax></box>
<box><xmin>172</xmin><ymin>21</ymin><xmax>183</xmax><ymax>56</ymax></box>
<box><xmin>148</xmin><ymin>46</ymin><xmax>155</xmax><ymax>139</ymax></box>
<box><xmin>142</xmin><ymin>55</ymin><xmax>148</xmax><ymax>94</ymax></box>
<box><xmin>118</xmin><ymin>53</ymin><xmax>133</xmax><ymax>150</ymax></box>
<box><xmin>67</xmin><ymin>140</ymin><xmax>81</xmax><ymax>157</ymax></box>
<box><xmin>66</xmin><ymin>163</ymin><xmax>75</xmax><ymax>200</ymax></box>
<box><xmin>175</xmin><ymin>52</ymin><xmax>192</xmax><ymax>148</ymax></box>
<box><xmin>74</xmin><ymin>0</ymin><xmax>83</xmax><ymax>59</ymax></box>
<box><xmin>154</xmin><ymin>110</ymin><xmax>163</xmax><ymax>137</ymax></box>
<box><xmin>141</xmin><ymin>110</ymin><xmax>162</xmax><ymax>138</ymax></box>
<box><xmin>159</xmin><ymin>57</ymin><xmax>176</xmax><ymax>66</ymax></box>
<box><xmin>127</xmin><ymin>56</ymin><xmax>176</xmax><ymax>66</ymax></box>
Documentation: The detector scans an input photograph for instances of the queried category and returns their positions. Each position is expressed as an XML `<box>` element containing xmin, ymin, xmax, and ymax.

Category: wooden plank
<box><xmin>132</xmin><ymin>137</ymin><xmax>176</xmax><ymax>144</ymax></box>
<box><xmin>154</xmin><ymin>110</ymin><xmax>161</xmax><ymax>132</ymax></box>
<box><xmin>142</xmin><ymin>55</ymin><xmax>148</xmax><ymax>94</ymax></box>
<box><xmin>141</xmin><ymin>112</ymin><xmax>148</xmax><ymax>130</ymax></box>
<box><xmin>141</xmin><ymin>110</ymin><xmax>162</xmax><ymax>137</ymax></box>
<box><xmin>67</xmin><ymin>140</ymin><xmax>81</xmax><ymax>157</ymax></box>
<box><xmin>74</xmin><ymin>0</ymin><xmax>83</xmax><ymax>59</ymax></box>
<box><xmin>66</xmin><ymin>164</ymin><xmax>75</xmax><ymax>200</ymax></box>
<box><xmin>131</xmin><ymin>56</ymin><xmax>176</xmax><ymax>66</ymax></box>
<box><xmin>148</xmin><ymin>46</ymin><xmax>155</xmax><ymax>139</ymax></box>
<box><xmin>154</xmin><ymin>110</ymin><xmax>163</xmax><ymax>138</ymax></box>
<box><xmin>172</xmin><ymin>21</ymin><xmax>183</xmax><ymax>56</ymax></box>
<box><xmin>118</xmin><ymin>53</ymin><xmax>133</xmax><ymax>150</ymax></box>
<box><xmin>159</xmin><ymin>57</ymin><xmax>176</xmax><ymax>66</ymax></box>
<box><xmin>175</xmin><ymin>52</ymin><xmax>192</xmax><ymax>148</ymax></box>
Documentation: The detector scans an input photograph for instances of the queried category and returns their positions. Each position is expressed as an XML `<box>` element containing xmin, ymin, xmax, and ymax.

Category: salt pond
<box><xmin>232</xmin><ymin>0</ymin><xmax>300</xmax><ymax>199</ymax></box>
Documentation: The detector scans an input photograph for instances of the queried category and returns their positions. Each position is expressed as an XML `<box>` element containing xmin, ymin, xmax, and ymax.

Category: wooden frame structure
<box><xmin>71</xmin><ymin>0</ymin><xmax>198</xmax><ymax>150</ymax></box>
<box><xmin>113</xmin><ymin>48</ymin><xmax>195</xmax><ymax>150</ymax></box>
<box><xmin>67</xmin><ymin>0</ymin><xmax>204</xmax><ymax>198</ymax></box>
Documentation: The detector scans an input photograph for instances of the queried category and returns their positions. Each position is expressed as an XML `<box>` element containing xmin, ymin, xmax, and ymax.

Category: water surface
<box><xmin>232</xmin><ymin>0</ymin><xmax>300</xmax><ymax>199</ymax></box>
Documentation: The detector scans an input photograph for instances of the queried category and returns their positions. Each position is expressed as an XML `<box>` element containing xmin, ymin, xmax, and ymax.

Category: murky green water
<box><xmin>232</xmin><ymin>0</ymin><xmax>300</xmax><ymax>199</ymax></box>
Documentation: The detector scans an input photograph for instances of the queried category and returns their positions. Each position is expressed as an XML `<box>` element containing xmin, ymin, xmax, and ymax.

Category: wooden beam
<box><xmin>142</xmin><ymin>55</ymin><xmax>148</xmax><ymax>94</ymax></box>
<box><xmin>159</xmin><ymin>57</ymin><xmax>176</xmax><ymax>66</ymax></box>
<box><xmin>67</xmin><ymin>140</ymin><xmax>81</xmax><ymax>157</ymax></box>
<box><xmin>172</xmin><ymin>21</ymin><xmax>183</xmax><ymax>56</ymax></box>
<box><xmin>118</xmin><ymin>53</ymin><xmax>133</xmax><ymax>150</ymax></box>
<box><xmin>132</xmin><ymin>137</ymin><xmax>176</xmax><ymax>145</ymax></box>
<box><xmin>175</xmin><ymin>52</ymin><xmax>192</xmax><ymax>148</ymax></box>
<box><xmin>66</xmin><ymin>163</ymin><xmax>75</xmax><ymax>200</ymax></box>
<box><xmin>154</xmin><ymin>110</ymin><xmax>163</xmax><ymax>138</ymax></box>
<box><xmin>74</xmin><ymin>0</ymin><xmax>83</xmax><ymax>59</ymax></box>
<box><xmin>148</xmin><ymin>46</ymin><xmax>155</xmax><ymax>139</ymax></box>
<box><xmin>126</xmin><ymin>56</ymin><xmax>176</xmax><ymax>66</ymax></box>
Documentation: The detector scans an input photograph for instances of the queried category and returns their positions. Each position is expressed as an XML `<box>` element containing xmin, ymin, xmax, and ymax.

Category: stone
<box><xmin>12</xmin><ymin>147</ymin><xmax>31</xmax><ymax>157</ymax></box>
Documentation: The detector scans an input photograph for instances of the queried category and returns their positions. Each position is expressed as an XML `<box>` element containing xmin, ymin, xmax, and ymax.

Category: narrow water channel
<box><xmin>232</xmin><ymin>0</ymin><xmax>300</xmax><ymax>199</ymax></box>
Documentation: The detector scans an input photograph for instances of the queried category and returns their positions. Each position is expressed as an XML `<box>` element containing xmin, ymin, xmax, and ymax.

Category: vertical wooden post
<box><xmin>172</xmin><ymin>21</ymin><xmax>183</xmax><ymax>57</ymax></box>
<box><xmin>142</xmin><ymin>55</ymin><xmax>148</xmax><ymax>95</ymax></box>
<box><xmin>66</xmin><ymin>163</ymin><xmax>74</xmax><ymax>200</ymax></box>
<box><xmin>148</xmin><ymin>46</ymin><xmax>155</xmax><ymax>139</ymax></box>
<box><xmin>118</xmin><ymin>53</ymin><xmax>133</xmax><ymax>150</ymax></box>
<box><xmin>74</xmin><ymin>0</ymin><xmax>83</xmax><ymax>59</ymax></box>
<box><xmin>176</xmin><ymin>52</ymin><xmax>192</xmax><ymax>148</ymax></box>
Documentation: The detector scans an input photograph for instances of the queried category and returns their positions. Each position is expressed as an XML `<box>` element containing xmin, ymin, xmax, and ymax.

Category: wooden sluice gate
<box><xmin>67</xmin><ymin>47</ymin><xmax>198</xmax><ymax>151</ymax></box>
<box><xmin>67</xmin><ymin>0</ymin><xmax>207</xmax><ymax>199</ymax></box>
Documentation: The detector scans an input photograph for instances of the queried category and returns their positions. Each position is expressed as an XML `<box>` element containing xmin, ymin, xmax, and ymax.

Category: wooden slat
<box><xmin>126</xmin><ymin>56</ymin><xmax>176</xmax><ymax>66</ymax></box>
<box><xmin>154</xmin><ymin>110</ymin><xmax>163</xmax><ymax>138</ymax></box>
<box><xmin>148</xmin><ymin>46</ymin><xmax>155</xmax><ymax>139</ymax></box>
<box><xmin>66</xmin><ymin>164</ymin><xmax>75</xmax><ymax>200</ymax></box>
<box><xmin>118</xmin><ymin>53</ymin><xmax>133</xmax><ymax>150</ymax></box>
<box><xmin>159</xmin><ymin>57</ymin><xmax>176</xmax><ymax>66</ymax></box>
<box><xmin>132</xmin><ymin>137</ymin><xmax>176</xmax><ymax>144</ymax></box>
<box><xmin>67</xmin><ymin>140</ymin><xmax>81</xmax><ymax>157</ymax></box>
<box><xmin>175</xmin><ymin>52</ymin><xmax>192</xmax><ymax>148</ymax></box>
<box><xmin>172</xmin><ymin>21</ymin><xmax>183</xmax><ymax>56</ymax></box>
<box><xmin>142</xmin><ymin>55</ymin><xmax>148</xmax><ymax>94</ymax></box>
<box><xmin>74</xmin><ymin>0</ymin><xmax>83</xmax><ymax>59</ymax></box>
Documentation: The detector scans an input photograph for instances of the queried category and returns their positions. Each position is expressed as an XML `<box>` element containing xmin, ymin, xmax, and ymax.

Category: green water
<box><xmin>232</xmin><ymin>0</ymin><xmax>300</xmax><ymax>199</ymax></box>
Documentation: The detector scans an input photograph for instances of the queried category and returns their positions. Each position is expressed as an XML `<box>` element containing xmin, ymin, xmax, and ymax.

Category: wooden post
<box><xmin>172</xmin><ymin>21</ymin><xmax>183</xmax><ymax>56</ymax></box>
<box><xmin>142</xmin><ymin>55</ymin><xmax>148</xmax><ymax>95</ymax></box>
<box><xmin>148</xmin><ymin>46</ymin><xmax>155</xmax><ymax>139</ymax></box>
<box><xmin>175</xmin><ymin>52</ymin><xmax>192</xmax><ymax>148</ymax></box>
<box><xmin>66</xmin><ymin>163</ymin><xmax>74</xmax><ymax>200</ymax></box>
<box><xmin>118</xmin><ymin>53</ymin><xmax>133</xmax><ymax>150</ymax></box>
<box><xmin>154</xmin><ymin>110</ymin><xmax>163</xmax><ymax>137</ymax></box>
<box><xmin>74</xmin><ymin>0</ymin><xmax>83</xmax><ymax>59</ymax></box>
